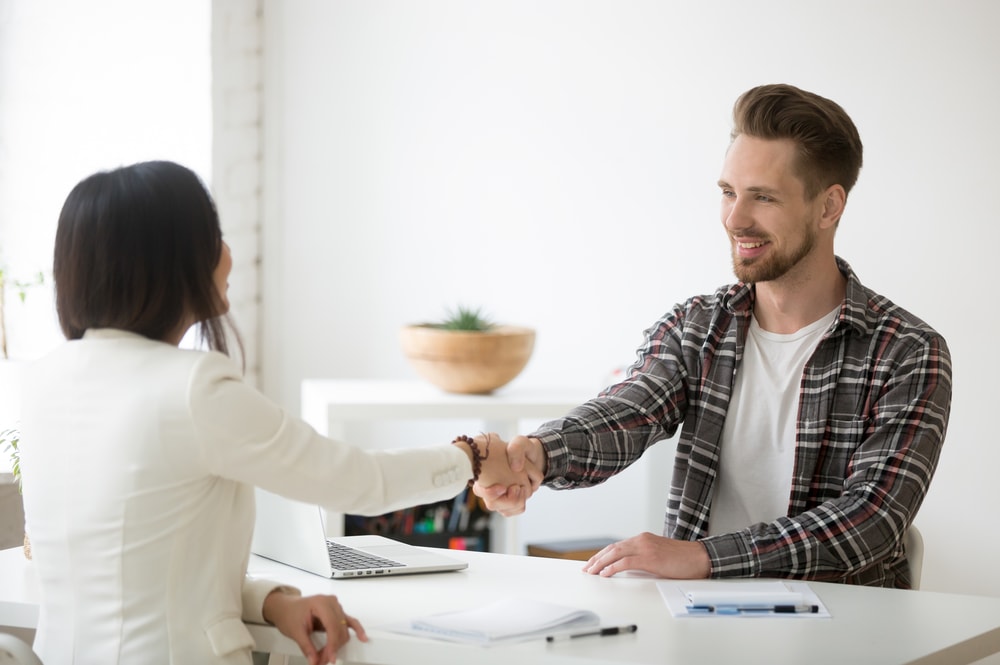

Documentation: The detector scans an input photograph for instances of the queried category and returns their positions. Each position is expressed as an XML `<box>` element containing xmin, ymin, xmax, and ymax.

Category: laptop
<box><xmin>250</xmin><ymin>488</ymin><xmax>469</xmax><ymax>578</ymax></box>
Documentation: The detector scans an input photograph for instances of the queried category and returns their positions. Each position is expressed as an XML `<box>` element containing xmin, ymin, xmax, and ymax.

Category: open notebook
<box><xmin>250</xmin><ymin>489</ymin><xmax>468</xmax><ymax>578</ymax></box>
<box><xmin>392</xmin><ymin>597</ymin><xmax>602</xmax><ymax>645</ymax></box>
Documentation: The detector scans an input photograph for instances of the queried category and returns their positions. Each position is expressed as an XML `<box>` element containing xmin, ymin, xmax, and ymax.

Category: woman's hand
<box><xmin>263</xmin><ymin>589</ymin><xmax>368</xmax><ymax>664</ymax></box>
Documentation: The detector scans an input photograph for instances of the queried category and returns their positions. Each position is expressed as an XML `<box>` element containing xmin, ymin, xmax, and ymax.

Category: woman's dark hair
<box><xmin>731</xmin><ymin>83</ymin><xmax>864</xmax><ymax>200</ymax></box>
<box><xmin>53</xmin><ymin>160</ymin><xmax>242</xmax><ymax>358</ymax></box>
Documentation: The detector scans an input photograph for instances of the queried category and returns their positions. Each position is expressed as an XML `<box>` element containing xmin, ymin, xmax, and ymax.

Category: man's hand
<box><xmin>581</xmin><ymin>532</ymin><xmax>711</xmax><ymax>579</ymax></box>
<box><xmin>472</xmin><ymin>435</ymin><xmax>546</xmax><ymax>516</ymax></box>
<box><xmin>462</xmin><ymin>433</ymin><xmax>541</xmax><ymax>516</ymax></box>
<box><xmin>263</xmin><ymin>589</ymin><xmax>368</xmax><ymax>665</ymax></box>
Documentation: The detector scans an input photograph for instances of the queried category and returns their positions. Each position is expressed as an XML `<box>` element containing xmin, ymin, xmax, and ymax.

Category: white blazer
<box><xmin>20</xmin><ymin>329</ymin><xmax>473</xmax><ymax>664</ymax></box>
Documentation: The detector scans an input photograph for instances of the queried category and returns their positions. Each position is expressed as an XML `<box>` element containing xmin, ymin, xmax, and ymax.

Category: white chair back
<box><xmin>0</xmin><ymin>633</ymin><xmax>42</xmax><ymax>665</ymax></box>
<box><xmin>905</xmin><ymin>525</ymin><xmax>924</xmax><ymax>590</ymax></box>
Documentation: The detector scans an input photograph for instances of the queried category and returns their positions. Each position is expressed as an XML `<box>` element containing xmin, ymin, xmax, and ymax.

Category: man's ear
<box><xmin>820</xmin><ymin>185</ymin><xmax>847</xmax><ymax>228</ymax></box>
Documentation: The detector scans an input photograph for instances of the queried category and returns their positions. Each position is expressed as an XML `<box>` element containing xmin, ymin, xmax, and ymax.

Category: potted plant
<box><xmin>0</xmin><ymin>259</ymin><xmax>45</xmax><ymax>438</ymax></box>
<box><xmin>1</xmin><ymin>428</ymin><xmax>21</xmax><ymax>490</ymax></box>
<box><xmin>400</xmin><ymin>306</ymin><xmax>535</xmax><ymax>394</ymax></box>
<box><xmin>1</xmin><ymin>426</ymin><xmax>29</xmax><ymax>558</ymax></box>
<box><xmin>0</xmin><ymin>262</ymin><xmax>45</xmax><ymax>359</ymax></box>
<box><xmin>0</xmin><ymin>255</ymin><xmax>45</xmax><ymax>560</ymax></box>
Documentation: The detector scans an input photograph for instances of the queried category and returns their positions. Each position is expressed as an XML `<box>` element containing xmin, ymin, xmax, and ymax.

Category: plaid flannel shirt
<box><xmin>533</xmin><ymin>258</ymin><xmax>951</xmax><ymax>588</ymax></box>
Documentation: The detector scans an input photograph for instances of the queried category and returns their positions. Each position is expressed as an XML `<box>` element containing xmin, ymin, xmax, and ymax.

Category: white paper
<box><xmin>657</xmin><ymin>581</ymin><xmax>831</xmax><ymax>618</ymax></box>
<box><xmin>390</xmin><ymin>597</ymin><xmax>600</xmax><ymax>645</ymax></box>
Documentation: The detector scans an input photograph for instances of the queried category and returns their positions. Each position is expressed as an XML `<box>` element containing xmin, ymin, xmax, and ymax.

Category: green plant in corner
<box><xmin>429</xmin><ymin>305</ymin><xmax>495</xmax><ymax>332</ymax></box>
<box><xmin>1</xmin><ymin>427</ymin><xmax>21</xmax><ymax>493</ymax></box>
<box><xmin>0</xmin><ymin>261</ymin><xmax>46</xmax><ymax>360</ymax></box>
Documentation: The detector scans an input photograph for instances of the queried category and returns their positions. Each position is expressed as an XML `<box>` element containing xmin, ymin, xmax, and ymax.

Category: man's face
<box><xmin>718</xmin><ymin>135</ymin><xmax>823</xmax><ymax>284</ymax></box>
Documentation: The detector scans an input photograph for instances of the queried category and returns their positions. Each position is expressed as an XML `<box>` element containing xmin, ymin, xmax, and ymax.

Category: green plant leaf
<box><xmin>1</xmin><ymin>427</ymin><xmax>21</xmax><ymax>492</ymax></box>
<box><xmin>432</xmin><ymin>305</ymin><xmax>495</xmax><ymax>331</ymax></box>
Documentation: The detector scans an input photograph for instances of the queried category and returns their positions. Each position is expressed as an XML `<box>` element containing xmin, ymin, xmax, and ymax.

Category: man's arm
<box><xmin>476</xmin><ymin>437</ymin><xmax>714</xmax><ymax>578</ymax></box>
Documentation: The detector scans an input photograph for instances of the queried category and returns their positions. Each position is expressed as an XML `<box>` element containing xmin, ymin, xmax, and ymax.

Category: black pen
<box><xmin>546</xmin><ymin>624</ymin><xmax>638</xmax><ymax>642</ymax></box>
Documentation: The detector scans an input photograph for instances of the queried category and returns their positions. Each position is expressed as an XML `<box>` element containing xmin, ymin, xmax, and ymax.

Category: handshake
<box><xmin>456</xmin><ymin>432</ymin><xmax>711</xmax><ymax>580</ymax></box>
<box><xmin>454</xmin><ymin>433</ymin><xmax>547</xmax><ymax>517</ymax></box>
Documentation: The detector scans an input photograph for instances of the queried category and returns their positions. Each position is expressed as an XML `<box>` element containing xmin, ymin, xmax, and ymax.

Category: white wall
<box><xmin>262</xmin><ymin>0</ymin><xmax>1000</xmax><ymax>598</ymax></box>
<box><xmin>0</xmin><ymin>0</ymin><xmax>211</xmax><ymax>455</ymax></box>
<box><xmin>0</xmin><ymin>0</ymin><xmax>211</xmax><ymax>358</ymax></box>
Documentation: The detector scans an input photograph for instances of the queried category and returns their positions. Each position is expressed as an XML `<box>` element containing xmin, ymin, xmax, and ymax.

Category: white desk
<box><xmin>4</xmin><ymin>546</ymin><xmax>1000</xmax><ymax>665</ymax></box>
<box><xmin>300</xmin><ymin>379</ymin><xmax>593</xmax><ymax>553</ymax></box>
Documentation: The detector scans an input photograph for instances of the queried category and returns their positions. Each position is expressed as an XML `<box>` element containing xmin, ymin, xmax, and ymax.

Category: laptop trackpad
<box><xmin>366</xmin><ymin>544</ymin><xmax>447</xmax><ymax>564</ymax></box>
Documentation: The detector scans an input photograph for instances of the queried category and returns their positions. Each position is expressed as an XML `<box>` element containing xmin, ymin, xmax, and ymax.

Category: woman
<box><xmin>19</xmin><ymin>161</ymin><xmax>531</xmax><ymax>664</ymax></box>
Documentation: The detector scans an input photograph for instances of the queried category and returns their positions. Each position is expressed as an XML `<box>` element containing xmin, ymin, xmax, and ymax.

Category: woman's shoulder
<box><xmin>31</xmin><ymin>329</ymin><xmax>241</xmax><ymax>386</ymax></box>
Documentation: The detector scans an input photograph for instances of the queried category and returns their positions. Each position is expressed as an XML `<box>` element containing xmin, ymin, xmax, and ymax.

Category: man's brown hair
<box><xmin>732</xmin><ymin>83</ymin><xmax>863</xmax><ymax>200</ymax></box>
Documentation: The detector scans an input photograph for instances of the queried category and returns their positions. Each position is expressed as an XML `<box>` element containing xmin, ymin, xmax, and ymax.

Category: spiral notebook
<box><xmin>393</xmin><ymin>597</ymin><xmax>601</xmax><ymax>645</ymax></box>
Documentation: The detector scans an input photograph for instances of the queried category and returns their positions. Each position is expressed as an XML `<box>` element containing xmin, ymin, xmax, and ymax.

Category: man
<box><xmin>476</xmin><ymin>83</ymin><xmax>951</xmax><ymax>588</ymax></box>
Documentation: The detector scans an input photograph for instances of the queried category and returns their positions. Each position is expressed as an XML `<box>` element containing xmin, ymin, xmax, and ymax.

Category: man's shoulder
<box><xmin>648</xmin><ymin>283</ymin><xmax>748</xmax><ymax>342</ymax></box>
<box><xmin>677</xmin><ymin>282</ymin><xmax>750</xmax><ymax>317</ymax></box>
<box><xmin>840</xmin><ymin>283</ymin><xmax>950</xmax><ymax>378</ymax></box>
<box><xmin>839</xmin><ymin>258</ymin><xmax>946</xmax><ymax>346</ymax></box>
<box><xmin>849</xmin><ymin>281</ymin><xmax>946</xmax><ymax>344</ymax></box>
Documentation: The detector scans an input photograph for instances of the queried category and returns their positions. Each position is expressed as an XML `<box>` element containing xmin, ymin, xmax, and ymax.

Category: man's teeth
<box><xmin>738</xmin><ymin>241</ymin><xmax>766</xmax><ymax>248</ymax></box>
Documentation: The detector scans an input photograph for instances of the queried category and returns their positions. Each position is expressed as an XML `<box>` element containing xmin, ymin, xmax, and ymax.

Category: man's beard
<box><xmin>731</xmin><ymin>225</ymin><xmax>817</xmax><ymax>284</ymax></box>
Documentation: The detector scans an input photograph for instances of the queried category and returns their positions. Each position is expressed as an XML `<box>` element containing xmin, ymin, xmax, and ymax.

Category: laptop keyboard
<box><xmin>326</xmin><ymin>541</ymin><xmax>405</xmax><ymax>571</ymax></box>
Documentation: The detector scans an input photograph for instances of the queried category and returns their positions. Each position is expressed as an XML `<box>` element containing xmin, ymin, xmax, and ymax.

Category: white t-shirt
<box><xmin>708</xmin><ymin>307</ymin><xmax>839</xmax><ymax>536</ymax></box>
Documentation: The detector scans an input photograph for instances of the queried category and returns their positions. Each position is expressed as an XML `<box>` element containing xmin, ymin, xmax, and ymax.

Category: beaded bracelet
<box><xmin>453</xmin><ymin>434</ymin><xmax>491</xmax><ymax>485</ymax></box>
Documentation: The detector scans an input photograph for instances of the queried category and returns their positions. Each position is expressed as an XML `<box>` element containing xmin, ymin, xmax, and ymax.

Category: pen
<box><xmin>687</xmin><ymin>604</ymin><xmax>819</xmax><ymax>615</ymax></box>
<box><xmin>545</xmin><ymin>624</ymin><xmax>638</xmax><ymax>642</ymax></box>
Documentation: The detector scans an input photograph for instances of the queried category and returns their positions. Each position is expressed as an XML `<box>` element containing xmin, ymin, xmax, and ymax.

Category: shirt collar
<box><xmin>81</xmin><ymin>328</ymin><xmax>154</xmax><ymax>342</ymax></box>
<box><xmin>721</xmin><ymin>256</ymin><xmax>869</xmax><ymax>337</ymax></box>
